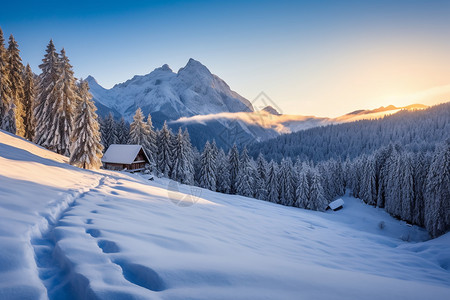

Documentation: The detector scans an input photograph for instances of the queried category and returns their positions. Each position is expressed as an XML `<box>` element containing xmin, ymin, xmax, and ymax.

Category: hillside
<box><xmin>1</xmin><ymin>130</ymin><xmax>450</xmax><ymax>299</ymax></box>
<box><xmin>249</xmin><ymin>102</ymin><xmax>450</xmax><ymax>162</ymax></box>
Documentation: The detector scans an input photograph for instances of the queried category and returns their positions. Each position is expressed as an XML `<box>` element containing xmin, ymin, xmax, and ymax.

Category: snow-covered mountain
<box><xmin>88</xmin><ymin>59</ymin><xmax>430</xmax><ymax>149</ymax></box>
<box><xmin>1</xmin><ymin>130</ymin><xmax>450</xmax><ymax>299</ymax></box>
<box><xmin>87</xmin><ymin>59</ymin><xmax>253</xmax><ymax>122</ymax></box>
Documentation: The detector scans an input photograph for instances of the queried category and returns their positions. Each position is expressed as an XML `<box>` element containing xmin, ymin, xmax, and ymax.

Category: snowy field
<box><xmin>1</xmin><ymin>130</ymin><xmax>449</xmax><ymax>300</ymax></box>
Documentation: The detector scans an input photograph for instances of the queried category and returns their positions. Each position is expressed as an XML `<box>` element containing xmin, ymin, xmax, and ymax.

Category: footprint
<box><xmin>90</xmin><ymin>210</ymin><xmax>98</xmax><ymax>214</ymax></box>
<box><xmin>85</xmin><ymin>219</ymin><xmax>93</xmax><ymax>224</ymax></box>
<box><xmin>97</xmin><ymin>240</ymin><xmax>120</xmax><ymax>253</ymax></box>
<box><xmin>86</xmin><ymin>228</ymin><xmax>101</xmax><ymax>238</ymax></box>
<box><xmin>113</xmin><ymin>260</ymin><xmax>166</xmax><ymax>292</ymax></box>
<box><xmin>110</xmin><ymin>191</ymin><xmax>119</xmax><ymax>195</ymax></box>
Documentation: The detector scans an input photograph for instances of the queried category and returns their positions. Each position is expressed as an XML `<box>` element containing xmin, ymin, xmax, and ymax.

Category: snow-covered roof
<box><xmin>101</xmin><ymin>144</ymin><xmax>149</xmax><ymax>164</ymax></box>
<box><xmin>328</xmin><ymin>198</ymin><xmax>344</xmax><ymax>210</ymax></box>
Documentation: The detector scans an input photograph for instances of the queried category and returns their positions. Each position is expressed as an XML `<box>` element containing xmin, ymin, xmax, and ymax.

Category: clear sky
<box><xmin>1</xmin><ymin>0</ymin><xmax>450</xmax><ymax>117</ymax></box>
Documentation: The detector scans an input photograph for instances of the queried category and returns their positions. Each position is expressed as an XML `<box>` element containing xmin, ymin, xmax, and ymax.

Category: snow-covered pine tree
<box><xmin>412</xmin><ymin>151</ymin><xmax>429</xmax><ymax>226</ymax></box>
<box><xmin>255</xmin><ymin>153</ymin><xmax>268</xmax><ymax>200</ymax></box>
<box><xmin>182</xmin><ymin>128</ymin><xmax>195</xmax><ymax>184</ymax></box>
<box><xmin>400</xmin><ymin>153</ymin><xmax>415</xmax><ymax>222</ymax></box>
<box><xmin>278</xmin><ymin>158</ymin><xmax>295</xmax><ymax>205</ymax></box>
<box><xmin>425</xmin><ymin>140</ymin><xmax>450</xmax><ymax>237</ymax></box>
<box><xmin>362</xmin><ymin>156</ymin><xmax>376</xmax><ymax>205</ymax></box>
<box><xmin>115</xmin><ymin>117</ymin><xmax>129</xmax><ymax>144</ymax></box>
<box><xmin>49</xmin><ymin>48</ymin><xmax>78</xmax><ymax>155</ymax></box>
<box><xmin>266</xmin><ymin>160</ymin><xmax>279</xmax><ymax>203</ymax></box>
<box><xmin>7</xmin><ymin>35</ymin><xmax>25</xmax><ymax>136</ymax></box>
<box><xmin>199</xmin><ymin>141</ymin><xmax>216</xmax><ymax>191</ymax></box>
<box><xmin>236</xmin><ymin>147</ymin><xmax>254</xmax><ymax>197</ymax></box>
<box><xmin>0</xmin><ymin>28</ymin><xmax>13</xmax><ymax>132</ymax></box>
<box><xmin>129</xmin><ymin>108</ymin><xmax>150</xmax><ymax>146</ymax></box>
<box><xmin>146</xmin><ymin>114</ymin><xmax>157</xmax><ymax>163</ymax></box>
<box><xmin>22</xmin><ymin>64</ymin><xmax>35</xmax><ymax>141</ymax></box>
<box><xmin>215</xmin><ymin>148</ymin><xmax>231</xmax><ymax>194</ymax></box>
<box><xmin>156</xmin><ymin>121</ymin><xmax>173</xmax><ymax>177</ymax></box>
<box><xmin>228</xmin><ymin>144</ymin><xmax>240</xmax><ymax>194</ymax></box>
<box><xmin>171</xmin><ymin>127</ymin><xmax>194</xmax><ymax>184</ymax></box>
<box><xmin>69</xmin><ymin>80</ymin><xmax>103</xmax><ymax>169</ymax></box>
<box><xmin>103</xmin><ymin>112</ymin><xmax>118</xmax><ymax>149</ymax></box>
<box><xmin>34</xmin><ymin>40</ymin><xmax>60</xmax><ymax>147</ymax></box>
<box><xmin>295</xmin><ymin>164</ymin><xmax>310</xmax><ymax>208</ymax></box>
<box><xmin>307</xmin><ymin>167</ymin><xmax>327</xmax><ymax>211</ymax></box>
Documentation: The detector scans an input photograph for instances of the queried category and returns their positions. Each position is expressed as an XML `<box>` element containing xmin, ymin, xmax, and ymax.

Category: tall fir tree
<box><xmin>228</xmin><ymin>144</ymin><xmax>240</xmax><ymax>194</ymax></box>
<box><xmin>215</xmin><ymin>148</ymin><xmax>231</xmax><ymax>193</ymax></box>
<box><xmin>115</xmin><ymin>117</ymin><xmax>130</xmax><ymax>144</ymax></box>
<box><xmin>34</xmin><ymin>41</ymin><xmax>61</xmax><ymax>151</ymax></box>
<box><xmin>7</xmin><ymin>35</ymin><xmax>25</xmax><ymax>136</ymax></box>
<box><xmin>266</xmin><ymin>160</ymin><xmax>279</xmax><ymax>203</ymax></box>
<box><xmin>129</xmin><ymin>108</ymin><xmax>151</xmax><ymax>151</ymax></box>
<box><xmin>0</xmin><ymin>29</ymin><xmax>13</xmax><ymax>133</ymax></box>
<box><xmin>69</xmin><ymin>80</ymin><xmax>103</xmax><ymax>169</ymax></box>
<box><xmin>103</xmin><ymin>112</ymin><xmax>118</xmax><ymax>149</ymax></box>
<box><xmin>146</xmin><ymin>114</ymin><xmax>157</xmax><ymax>163</ymax></box>
<box><xmin>171</xmin><ymin>127</ymin><xmax>194</xmax><ymax>184</ymax></box>
<box><xmin>156</xmin><ymin>121</ymin><xmax>173</xmax><ymax>176</ymax></box>
<box><xmin>425</xmin><ymin>141</ymin><xmax>450</xmax><ymax>237</ymax></box>
<box><xmin>278</xmin><ymin>158</ymin><xmax>295</xmax><ymax>205</ymax></box>
<box><xmin>236</xmin><ymin>147</ymin><xmax>254</xmax><ymax>197</ymax></box>
<box><xmin>22</xmin><ymin>64</ymin><xmax>35</xmax><ymax>140</ymax></box>
<box><xmin>295</xmin><ymin>164</ymin><xmax>310</xmax><ymax>208</ymax></box>
<box><xmin>255</xmin><ymin>153</ymin><xmax>268</xmax><ymax>200</ymax></box>
<box><xmin>199</xmin><ymin>141</ymin><xmax>216</xmax><ymax>191</ymax></box>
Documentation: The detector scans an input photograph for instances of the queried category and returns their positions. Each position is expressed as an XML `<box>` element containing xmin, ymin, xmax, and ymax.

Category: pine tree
<box><xmin>199</xmin><ymin>141</ymin><xmax>216</xmax><ymax>191</ymax></box>
<box><xmin>7</xmin><ymin>35</ymin><xmax>25</xmax><ymax>136</ymax></box>
<box><xmin>103</xmin><ymin>112</ymin><xmax>118</xmax><ymax>149</ymax></box>
<box><xmin>0</xmin><ymin>28</ymin><xmax>13</xmax><ymax>132</ymax></box>
<box><xmin>171</xmin><ymin>127</ymin><xmax>194</xmax><ymax>184</ymax></box>
<box><xmin>255</xmin><ymin>153</ymin><xmax>268</xmax><ymax>200</ymax></box>
<box><xmin>425</xmin><ymin>141</ymin><xmax>450</xmax><ymax>237</ymax></box>
<box><xmin>295</xmin><ymin>164</ymin><xmax>310</xmax><ymax>208</ymax></box>
<box><xmin>156</xmin><ymin>121</ymin><xmax>173</xmax><ymax>176</ymax></box>
<box><xmin>307</xmin><ymin>168</ymin><xmax>327</xmax><ymax>211</ymax></box>
<box><xmin>22</xmin><ymin>64</ymin><xmax>35</xmax><ymax>140</ymax></box>
<box><xmin>116</xmin><ymin>117</ymin><xmax>129</xmax><ymax>144</ymax></box>
<box><xmin>34</xmin><ymin>40</ymin><xmax>60</xmax><ymax>147</ymax></box>
<box><xmin>129</xmin><ymin>108</ymin><xmax>150</xmax><ymax>148</ymax></box>
<box><xmin>228</xmin><ymin>144</ymin><xmax>240</xmax><ymax>194</ymax></box>
<box><xmin>216</xmin><ymin>148</ymin><xmax>231</xmax><ymax>193</ymax></box>
<box><xmin>236</xmin><ymin>147</ymin><xmax>254</xmax><ymax>197</ymax></box>
<box><xmin>278</xmin><ymin>158</ymin><xmax>295</xmax><ymax>205</ymax></box>
<box><xmin>49</xmin><ymin>48</ymin><xmax>78</xmax><ymax>155</ymax></box>
<box><xmin>266</xmin><ymin>160</ymin><xmax>279</xmax><ymax>203</ymax></box>
<box><xmin>69</xmin><ymin>80</ymin><xmax>103</xmax><ymax>169</ymax></box>
<box><xmin>146</xmin><ymin>114</ymin><xmax>157</xmax><ymax>163</ymax></box>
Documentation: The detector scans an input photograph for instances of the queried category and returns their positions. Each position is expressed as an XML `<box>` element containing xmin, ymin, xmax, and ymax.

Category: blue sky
<box><xmin>2</xmin><ymin>0</ymin><xmax>450</xmax><ymax>117</ymax></box>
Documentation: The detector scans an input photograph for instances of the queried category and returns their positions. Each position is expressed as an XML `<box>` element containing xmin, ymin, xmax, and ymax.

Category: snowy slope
<box><xmin>1</xmin><ymin>130</ymin><xmax>449</xmax><ymax>299</ymax></box>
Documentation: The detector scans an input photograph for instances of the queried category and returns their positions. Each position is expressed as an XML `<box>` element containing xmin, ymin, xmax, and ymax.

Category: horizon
<box><xmin>1</xmin><ymin>0</ymin><xmax>450</xmax><ymax>117</ymax></box>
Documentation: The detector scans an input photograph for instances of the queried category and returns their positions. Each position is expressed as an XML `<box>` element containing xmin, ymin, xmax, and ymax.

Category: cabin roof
<box><xmin>101</xmin><ymin>144</ymin><xmax>150</xmax><ymax>164</ymax></box>
<box><xmin>328</xmin><ymin>198</ymin><xmax>344</xmax><ymax>210</ymax></box>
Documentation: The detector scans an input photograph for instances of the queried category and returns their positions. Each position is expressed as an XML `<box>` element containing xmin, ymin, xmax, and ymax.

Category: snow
<box><xmin>328</xmin><ymin>198</ymin><xmax>344</xmax><ymax>210</ymax></box>
<box><xmin>1</xmin><ymin>129</ymin><xmax>450</xmax><ymax>299</ymax></box>
<box><xmin>101</xmin><ymin>144</ymin><xmax>146</xmax><ymax>164</ymax></box>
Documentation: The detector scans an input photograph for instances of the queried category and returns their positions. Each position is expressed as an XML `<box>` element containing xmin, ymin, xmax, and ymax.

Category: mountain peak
<box><xmin>179</xmin><ymin>58</ymin><xmax>211</xmax><ymax>75</ymax></box>
<box><xmin>262</xmin><ymin>106</ymin><xmax>281</xmax><ymax>115</ymax></box>
<box><xmin>156</xmin><ymin>64</ymin><xmax>172</xmax><ymax>72</ymax></box>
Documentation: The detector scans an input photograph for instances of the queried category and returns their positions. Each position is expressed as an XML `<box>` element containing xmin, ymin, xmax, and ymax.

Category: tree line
<box><xmin>121</xmin><ymin>105</ymin><xmax>449</xmax><ymax>238</ymax></box>
<box><xmin>0</xmin><ymin>28</ymin><xmax>103</xmax><ymax>169</ymax></box>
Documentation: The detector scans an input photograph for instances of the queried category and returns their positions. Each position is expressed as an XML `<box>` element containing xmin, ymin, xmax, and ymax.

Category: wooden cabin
<box><xmin>326</xmin><ymin>198</ymin><xmax>344</xmax><ymax>211</ymax></box>
<box><xmin>101</xmin><ymin>144</ymin><xmax>150</xmax><ymax>172</ymax></box>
